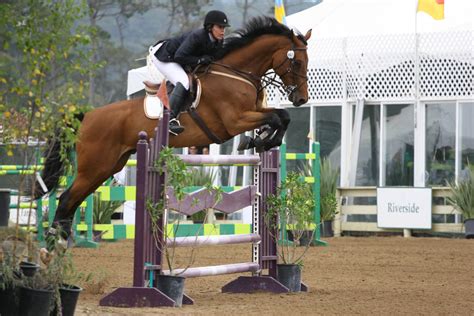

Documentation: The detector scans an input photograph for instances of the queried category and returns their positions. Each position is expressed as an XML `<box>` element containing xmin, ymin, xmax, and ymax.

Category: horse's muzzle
<box><xmin>290</xmin><ymin>92</ymin><xmax>307</xmax><ymax>107</ymax></box>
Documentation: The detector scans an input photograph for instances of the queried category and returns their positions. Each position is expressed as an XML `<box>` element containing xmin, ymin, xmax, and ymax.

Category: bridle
<box><xmin>261</xmin><ymin>44</ymin><xmax>308</xmax><ymax>97</ymax></box>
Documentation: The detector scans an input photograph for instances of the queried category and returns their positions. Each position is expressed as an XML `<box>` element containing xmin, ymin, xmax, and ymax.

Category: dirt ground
<box><xmin>71</xmin><ymin>237</ymin><xmax>474</xmax><ymax>315</ymax></box>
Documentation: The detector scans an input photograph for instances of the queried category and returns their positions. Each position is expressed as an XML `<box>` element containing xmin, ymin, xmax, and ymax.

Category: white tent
<box><xmin>127</xmin><ymin>57</ymin><xmax>164</xmax><ymax>96</ymax></box>
<box><xmin>284</xmin><ymin>0</ymin><xmax>473</xmax><ymax>192</ymax></box>
<box><xmin>287</xmin><ymin>0</ymin><xmax>473</xmax><ymax>38</ymax></box>
<box><xmin>127</xmin><ymin>0</ymin><xmax>473</xmax><ymax>96</ymax></box>
<box><xmin>127</xmin><ymin>67</ymin><xmax>150</xmax><ymax>96</ymax></box>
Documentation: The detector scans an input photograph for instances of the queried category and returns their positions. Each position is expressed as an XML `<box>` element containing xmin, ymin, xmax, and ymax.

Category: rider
<box><xmin>149</xmin><ymin>10</ymin><xmax>230</xmax><ymax>135</ymax></box>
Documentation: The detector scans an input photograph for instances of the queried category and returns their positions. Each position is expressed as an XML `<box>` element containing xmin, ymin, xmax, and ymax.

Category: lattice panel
<box><xmin>266</xmin><ymin>30</ymin><xmax>473</xmax><ymax>105</ymax></box>
<box><xmin>345</xmin><ymin>33</ymin><xmax>416</xmax><ymax>100</ymax></box>
<box><xmin>419</xmin><ymin>32</ymin><xmax>473</xmax><ymax>98</ymax></box>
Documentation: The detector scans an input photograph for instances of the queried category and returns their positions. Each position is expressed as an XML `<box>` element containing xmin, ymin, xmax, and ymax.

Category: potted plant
<box><xmin>265</xmin><ymin>172</ymin><xmax>315</xmax><ymax>292</ymax></box>
<box><xmin>447</xmin><ymin>166</ymin><xmax>474</xmax><ymax>238</ymax></box>
<box><xmin>147</xmin><ymin>147</ymin><xmax>222</xmax><ymax>306</ymax></box>
<box><xmin>1</xmin><ymin>227</ymin><xmax>40</xmax><ymax>315</ymax></box>
<box><xmin>19</xmin><ymin>269</ymin><xmax>56</xmax><ymax>315</ymax></box>
<box><xmin>1</xmin><ymin>232</ymin><xmax>24</xmax><ymax>315</ymax></box>
<box><xmin>44</xmin><ymin>235</ymin><xmax>86</xmax><ymax>316</ymax></box>
<box><xmin>0</xmin><ymin>230</ymin><xmax>53</xmax><ymax>316</ymax></box>
<box><xmin>319</xmin><ymin>158</ymin><xmax>339</xmax><ymax>237</ymax></box>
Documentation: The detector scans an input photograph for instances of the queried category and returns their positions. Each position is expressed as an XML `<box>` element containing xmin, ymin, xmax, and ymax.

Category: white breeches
<box><xmin>148</xmin><ymin>43</ymin><xmax>189</xmax><ymax>90</ymax></box>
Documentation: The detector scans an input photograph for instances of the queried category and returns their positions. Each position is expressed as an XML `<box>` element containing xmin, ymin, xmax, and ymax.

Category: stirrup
<box><xmin>169</xmin><ymin>118</ymin><xmax>184</xmax><ymax>135</ymax></box>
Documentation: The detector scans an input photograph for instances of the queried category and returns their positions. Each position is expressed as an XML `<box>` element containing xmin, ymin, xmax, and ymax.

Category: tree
<box><xmin>0</xmin><ymin>0</ymin><xmax>100</xmax><ymax>178</ymax></box>
<box><xmin>156</xmin><ymin>0</ymin><xmax>213</xmax><ymax>34</ymax></box>
<box><xmin>85</xmin><ymin>0</ymin><xmax>153</xmax><ymax>104</ymax></box>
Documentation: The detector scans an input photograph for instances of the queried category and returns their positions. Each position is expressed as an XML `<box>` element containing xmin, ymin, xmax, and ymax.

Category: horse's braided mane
<box><xmin>216</xmin><ymin>16</ymin><xmax>293</xmax><ymax>59</ymax></box>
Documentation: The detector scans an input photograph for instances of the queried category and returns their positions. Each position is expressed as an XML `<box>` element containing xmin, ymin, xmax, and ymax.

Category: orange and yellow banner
<box><xmin>417</xmin><ymin>0</ymin><xmax>444</xmax><ymax>20</ymax></box>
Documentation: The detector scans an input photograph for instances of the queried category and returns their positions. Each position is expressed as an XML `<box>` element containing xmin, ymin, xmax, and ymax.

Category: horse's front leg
<box><xmin>259</xmin><ymin>108</ymin><xmax>290</xmax><ymax>151</ymax></box>
<box><xmin>232</xmin><ymin>110</ymin><xmax>282</xmax><ymax>152</ymax></box>
<box><xmin>235</xmin><ymin>108</ymin><xmax>290</xmax><ymax>152</ymax></box>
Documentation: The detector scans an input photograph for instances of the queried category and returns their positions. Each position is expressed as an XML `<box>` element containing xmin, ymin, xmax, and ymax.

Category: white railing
<box><xmin>334</xmin><ymin>187</ymin><xmax>464</xmax><ymax>236</ymax></box>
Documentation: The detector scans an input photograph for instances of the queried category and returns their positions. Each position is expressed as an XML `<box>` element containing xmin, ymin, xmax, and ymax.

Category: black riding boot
<box><xmin>168</xmin><ymin>82</ymin><xmax>189</xmax><ymax>135</ymax></box>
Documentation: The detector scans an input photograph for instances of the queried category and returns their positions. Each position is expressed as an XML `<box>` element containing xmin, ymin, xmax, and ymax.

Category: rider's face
<box><xmin>210</xmin><ymin>24</ymin><xmax>225</xmax><ymax>41</ymax></box>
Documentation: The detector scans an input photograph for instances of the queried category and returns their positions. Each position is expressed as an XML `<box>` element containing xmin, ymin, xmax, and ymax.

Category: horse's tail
<box><xmin>33</xmin><ymin>113</ymin><xmax>84</xmax><ymax>199</ymax></box>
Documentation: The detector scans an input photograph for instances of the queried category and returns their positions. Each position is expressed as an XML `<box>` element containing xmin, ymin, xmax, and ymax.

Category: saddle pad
<box><xmin>144</xmin><ymin>95</ymin><xmax>163</xmax><ymax>119</ymax></box>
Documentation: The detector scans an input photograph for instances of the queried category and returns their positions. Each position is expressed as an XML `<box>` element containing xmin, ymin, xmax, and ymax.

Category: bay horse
<box><xmin>35</xmin><ymin>16</ymin><xmax>312</xmax><ymax>240</ymax></box>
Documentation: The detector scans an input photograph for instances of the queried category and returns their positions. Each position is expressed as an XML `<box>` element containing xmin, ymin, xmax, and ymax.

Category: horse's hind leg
<box><xmin>50</xmin><ymin>149</ymin><xmax>133</xmax><ymax>245</ymax></box>
<box><xmin>50</xmin><ymin>169</ymin><xmax>111</xmax><ymax>242</ymax></box>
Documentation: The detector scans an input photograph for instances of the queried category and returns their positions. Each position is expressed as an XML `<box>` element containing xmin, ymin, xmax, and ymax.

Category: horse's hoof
<box><xmin>45</xmin><ymin>224</ymin><xmax>71</xmax><ymax>252</ymax></box>
<box><xmin>254</xmin><ymin>137</ymin><xmax>265</xmax><ymax>153</ymax></box>
<box><xmin>40</xmin><ymin>248</ymin><xmax>53</xmax><ymax>265</ymax></box>
<box><xmin>238</xmin><ymin>136</ymin><xmax>255</xmax><ymax>151</ymax></box>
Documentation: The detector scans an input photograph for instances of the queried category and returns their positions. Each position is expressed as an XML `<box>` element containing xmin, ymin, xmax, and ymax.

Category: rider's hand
<box><xmin>198</xmin><ymin>55</ymin><xmax>213</xmax><ymax>65</ymax></box>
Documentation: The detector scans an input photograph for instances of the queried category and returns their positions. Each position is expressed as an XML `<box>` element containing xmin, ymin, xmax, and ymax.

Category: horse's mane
<box><xmin>216</xmin><ymin>16</ymin><xmax>293</xmax><ymax>59</ymax></box>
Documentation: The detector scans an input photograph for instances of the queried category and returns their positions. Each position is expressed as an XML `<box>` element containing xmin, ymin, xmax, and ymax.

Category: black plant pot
<box><xmin>19</xmin><ymin>286</ymin><xmax>54</xmax><ymax>316</ymax></box>
<box><xmin>321</xmin><ymin>220</ymin><xmax>334</xmax><ymax>237</ymax></box>
<box><xmin>51</xmin><ymin>284</ymin><xmax>83</xmax><ymax>316</ymax></box>
<box><xmin>157</xmin><ymin>274</ymin><xmax>185</xmax><ymax>307</ymax></box>
<box><xmin>0</xmin><ymin>278</ymin><xmax>20</xmax><ymax>316</ymax></box>
<box><xmin>0</xmin><ymin>189</ymin><xmax>11</xmax><ymax>227</ymax></box>
<box><xmin>20</xmin><ymin>261</ymin><xmax>41</xmax><ymax>277</ymax></box>
<box><xmin>277</xmin><ymin>264</ymin><xmax>302</xmax><ymax>292</ymax></box>
<box><xmin>464</xmin><ymin>218</ymin><xmax>474</xmax><ymax>239</ymax></box>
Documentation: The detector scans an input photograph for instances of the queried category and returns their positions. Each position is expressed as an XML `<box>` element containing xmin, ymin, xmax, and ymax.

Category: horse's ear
<box><xmin>304</xmin><ymin>29</ymin><xmax>312</xmax><ymax>41</ymax></box>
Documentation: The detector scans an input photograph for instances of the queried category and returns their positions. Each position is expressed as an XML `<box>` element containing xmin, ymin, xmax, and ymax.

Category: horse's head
<box><xmin>272</xmin><ymin>29</ymin><xmax>312</xmax><ymax>107</ymax></box>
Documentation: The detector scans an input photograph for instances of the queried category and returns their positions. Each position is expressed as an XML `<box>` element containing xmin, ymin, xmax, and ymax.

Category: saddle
<box><xmin>143</xmin><ymin>74</ymin><xmax>201</xmax><ymax>119</ymax></box>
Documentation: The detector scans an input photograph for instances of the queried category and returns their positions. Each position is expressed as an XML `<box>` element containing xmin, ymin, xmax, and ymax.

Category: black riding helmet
<box><xmin>204</xmin><ymin>10</ymin><xmax>230</xmax><ymax>28</ymax></box>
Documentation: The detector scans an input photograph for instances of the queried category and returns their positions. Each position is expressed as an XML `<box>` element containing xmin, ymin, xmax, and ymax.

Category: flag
<box><xmin>157</xmin><ymin>80</ymin><xmax>169</xmax><ymax>109</ymax></box>
<box><xmin>417</xmin><ymin>0</ymin><xmax>444</xmax><ymax>20</ymax></box>
<box><xmin>275</xmin><ymin>0</ymin><xmax>287</xmax><ymax>25</ymax></box>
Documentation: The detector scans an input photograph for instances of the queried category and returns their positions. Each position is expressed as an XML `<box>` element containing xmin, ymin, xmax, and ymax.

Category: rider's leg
<box><xmin>149</xmin><ymin>51</ymin><xmax>189</xmax><ymax>135</ymax></box>
<box><xmin>168</xmin><ymin>82</ymin><xmax>189</xmax><ymax>135</ymax></box>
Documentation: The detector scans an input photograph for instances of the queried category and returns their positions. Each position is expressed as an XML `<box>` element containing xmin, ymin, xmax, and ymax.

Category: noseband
<box><xmin>261</xmin><ymin>44</ymin><xmax>308</xmax><ymax>97</ymax></box>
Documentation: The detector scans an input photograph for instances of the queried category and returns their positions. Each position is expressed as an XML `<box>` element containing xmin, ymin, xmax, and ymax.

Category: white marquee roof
<box><xmin>127</xmin><ymin>0</ymin><xmax>473</xmax><ymax>97</ymax></box>
<box><xmin>287</xmin><ymin>0</ymin><xmax>473</xmax><ymax>39</ymax></box>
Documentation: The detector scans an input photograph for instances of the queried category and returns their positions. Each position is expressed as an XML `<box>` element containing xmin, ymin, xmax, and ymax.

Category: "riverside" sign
<box><xmin>377</xmin><ymin>187</ymin><xmax>432</xmax><ymax>229</ymax></box>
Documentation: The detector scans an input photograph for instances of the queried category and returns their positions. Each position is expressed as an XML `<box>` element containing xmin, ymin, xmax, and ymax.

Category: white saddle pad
<box><xmin>144</xmin><ymin>95</ymin><xmax>163</xmax><ymax>119</ymax></box>
<box><xmin>143</xmin><ymin>79</ymin><xmax>203</xmax><ymax>119</ymax></box>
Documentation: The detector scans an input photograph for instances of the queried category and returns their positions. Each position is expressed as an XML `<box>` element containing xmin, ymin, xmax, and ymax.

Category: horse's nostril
<box><xmin>296</xmin><ymin>98</ymin><xmax>307</xmax><ymax>106</ymax></box>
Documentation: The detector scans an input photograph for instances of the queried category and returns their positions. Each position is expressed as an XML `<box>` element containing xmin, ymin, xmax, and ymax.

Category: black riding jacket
<box><xmin>155</xmin><ymin>28</ymin><xmax>223</xmax><ymax>70</ymax></box>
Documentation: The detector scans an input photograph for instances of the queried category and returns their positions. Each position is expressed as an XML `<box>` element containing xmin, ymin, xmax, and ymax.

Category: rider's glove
<box><xmin>198</xmin><ymin>55</ymin><xmax>213</xmax><ymax>65</ymax></box>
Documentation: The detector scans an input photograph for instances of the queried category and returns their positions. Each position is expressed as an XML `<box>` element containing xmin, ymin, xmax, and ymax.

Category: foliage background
<box><xmin>0</xmin><ymin>0</ymin><xmax>319</xmax><ymax>188</ymax></box>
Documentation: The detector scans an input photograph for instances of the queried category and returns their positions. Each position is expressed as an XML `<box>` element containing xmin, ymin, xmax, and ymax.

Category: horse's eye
<box><xmin>293</xmin><ymin>60</ymin><xmax>302</xmax><ymax>69</ymax></box>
